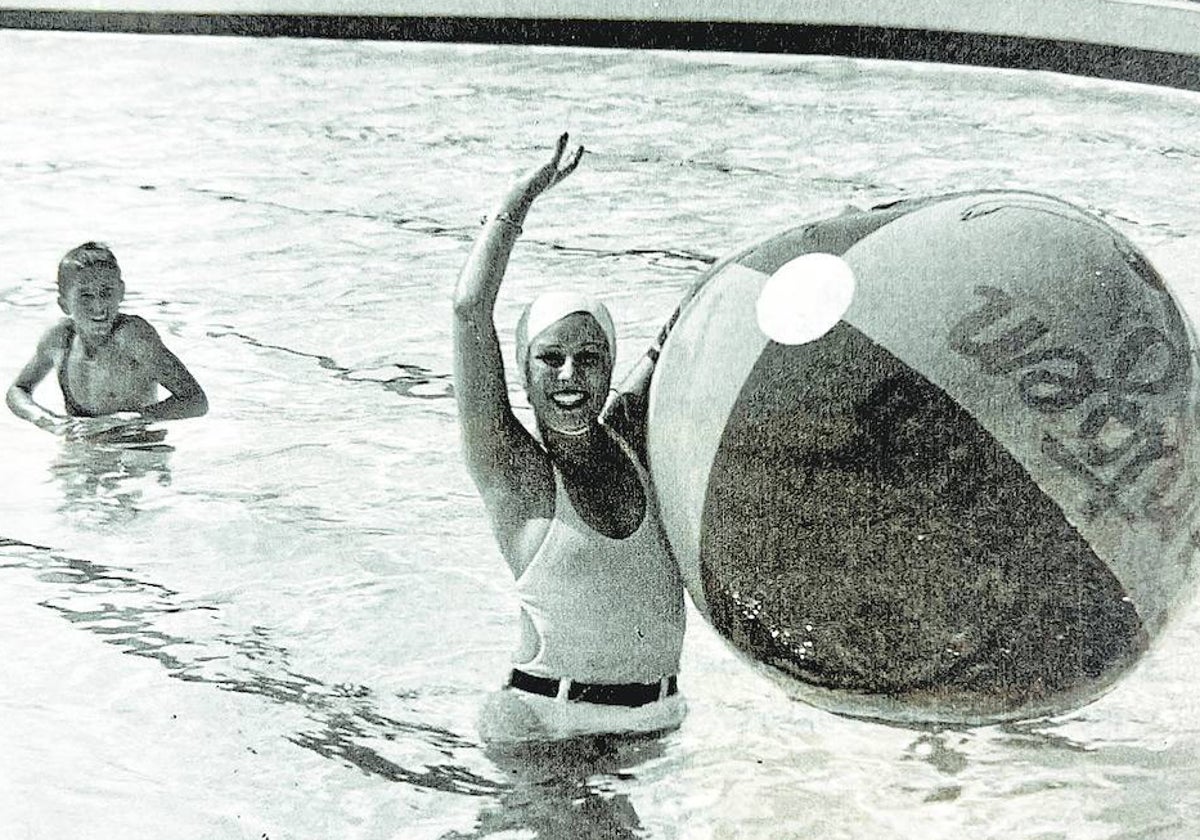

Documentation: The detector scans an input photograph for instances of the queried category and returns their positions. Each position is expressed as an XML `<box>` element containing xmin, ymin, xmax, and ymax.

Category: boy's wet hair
<box><xmin>57</xmin><ymin>242</ymin><xmax>122</xmax><ymax>292</ymax></box>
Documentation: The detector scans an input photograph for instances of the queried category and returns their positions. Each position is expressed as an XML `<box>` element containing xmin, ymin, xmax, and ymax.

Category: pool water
<box><xmin>2</xmin><ymin>29</ymin><xmax>1200</xmax><ymax>840</ymax></box>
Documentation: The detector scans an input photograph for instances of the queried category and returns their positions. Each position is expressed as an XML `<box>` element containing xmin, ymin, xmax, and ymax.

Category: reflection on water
<box><xmin>1</xmin><ymin>541</ymin><xmax>678</xmax><ymax>836</ymax></box>
<box><xmin>905</xmin><ymin>731</ymin><xmax>970</xmax><ymax>775</ymax></box>
<box><xmin>995</xmin><ymin>719</ymin><xmax>1096</xmax><ymax>755</ymax></box>
<box><xmin>49</xmin><ymin>438</ymin><xmax>174</xmax><ymax>527</ymax></box>
<box><xmin>1</xmin><ymin>536</ymin><xmax>677</xmax><ymax>832</ymax></box>
<box><xmin>209</xmin><ymin>325</ymin><xmax>456</xmax><ymax>399</ymax></box>
<box><xmin>0</xmin><ymin>536</ymin><xmax>501</xmax><ymax>798</ymax></box>
<box><xmin>446</xmin><ymin>735</ymin><xmax>670</xmax><ymax>840</ymax></box>
<box><xmin>4</xmin><ymin>27</ymin><xmax>1200</xmax><ymax>838</ymax></box>
<box><xmin>902</xmin><ymin>731</ymin><xmax>970</xmax><ymax>803</ymax></box>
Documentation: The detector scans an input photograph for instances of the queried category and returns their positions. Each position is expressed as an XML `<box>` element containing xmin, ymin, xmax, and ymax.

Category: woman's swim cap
<box><xmin>515</xmin><ymin>291</ymin><xmax>617</xmax><ymax>376</ymax></box>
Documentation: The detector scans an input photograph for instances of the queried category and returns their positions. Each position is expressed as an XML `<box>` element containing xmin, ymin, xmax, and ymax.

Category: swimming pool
<box><xmin>2</xmin><ymin>29</ymin><xmax>1200</xmax><ymax>839</ymax></box>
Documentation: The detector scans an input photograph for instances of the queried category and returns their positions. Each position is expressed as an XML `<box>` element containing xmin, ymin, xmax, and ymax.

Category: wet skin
<box><xmin>524</xmin><ymin>313</ymin><xmax>613</xmax><ymax>437</ymax></box>
<box><xmin>7</xmin><ymin>266</ymin><xmax>208</xmax><ymax>436</ymax></box>
<box><xmin>524</xmin><ymin>314</ymin><xmax>647</xmax><ymax>540</ymax></box>
<box><xmin>59</xmin><ymin>270</ymin><xmax>159</xmax><ymax>414</ymax></box>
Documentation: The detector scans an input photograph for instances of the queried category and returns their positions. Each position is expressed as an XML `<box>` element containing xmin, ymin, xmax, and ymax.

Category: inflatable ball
<box><xmin>646</xmin><ymin>192</ymin><xmax>1200</xmax><ymax>724</ymax></box>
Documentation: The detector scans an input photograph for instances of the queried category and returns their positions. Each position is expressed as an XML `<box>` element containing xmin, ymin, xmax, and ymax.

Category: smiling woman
<box><xmin>452</xmin><ymin>135</ymin><xmax>687</xmax><ymax>744</ymax></box>
<box><xmin>516</xmin><ymin>293</ymin><xmax>616</xmax><ymax>438</ymax></box>
<box><xmin>6</xmin><ymin>22</ymin><xmax>1200</xmax><ymax>838</ymax></box>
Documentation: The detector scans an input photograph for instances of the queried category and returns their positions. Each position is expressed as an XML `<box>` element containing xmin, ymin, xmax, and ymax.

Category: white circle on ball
<box><xmin>755</xmin><ymin>253</ymin><xmax>856</xmax><ymax>345</ymax></box>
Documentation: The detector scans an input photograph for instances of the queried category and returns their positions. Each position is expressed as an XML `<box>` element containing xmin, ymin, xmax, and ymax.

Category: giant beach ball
<box><xmin>646</xmin><ymin>192</ymin><xmax>1200</xmax><ymax>724</ymax></box>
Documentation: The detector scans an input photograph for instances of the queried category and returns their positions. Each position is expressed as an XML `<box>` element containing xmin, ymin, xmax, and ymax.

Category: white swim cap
<box><xmin>515</xmin><ymin>291</ymin><xmax>617</xmax><ymax>375</ymax></box>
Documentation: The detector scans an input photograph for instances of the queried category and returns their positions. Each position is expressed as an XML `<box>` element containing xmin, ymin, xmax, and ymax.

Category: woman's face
<box><xmin>524</xmin><ymin>313</ymin><xmax>613</xmax><ymax>435</ymax></box>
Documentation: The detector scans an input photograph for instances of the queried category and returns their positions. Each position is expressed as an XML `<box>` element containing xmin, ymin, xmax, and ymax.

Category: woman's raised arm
<box><xmin>452</xmin><ymin>134</ymin><xmax>584</xmax><ymax>494</ymax></box>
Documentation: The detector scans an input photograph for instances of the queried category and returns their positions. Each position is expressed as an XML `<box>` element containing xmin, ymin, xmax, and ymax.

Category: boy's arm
<box><xmin>7</xmin><ymin>325</ymin><xmax>71</xmax><ymax>433</ymax></box>
<box><xmin>125</xmin><ymin>317</ymin><xmax>208</xmax><ymax>421</ymax></box>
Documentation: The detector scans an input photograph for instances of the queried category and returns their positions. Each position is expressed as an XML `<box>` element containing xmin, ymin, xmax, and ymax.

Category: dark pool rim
<box><xmin>1</xmin><ymin>10</ymin><xmax>1199</xmax><ymax>93</ymax></box>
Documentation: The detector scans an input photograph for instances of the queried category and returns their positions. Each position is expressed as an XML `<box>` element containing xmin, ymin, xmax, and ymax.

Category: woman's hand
<box><xmin>503</xmin><ymin>133</ymin><xmax>585</xmax><ymax>214</ymax></box>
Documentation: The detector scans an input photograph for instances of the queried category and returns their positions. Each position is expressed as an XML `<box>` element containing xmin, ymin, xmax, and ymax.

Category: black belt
<box><xmin>508</xmin><ymin>669</ymin><xmax>678</xmax><ymax>707</ymax></box>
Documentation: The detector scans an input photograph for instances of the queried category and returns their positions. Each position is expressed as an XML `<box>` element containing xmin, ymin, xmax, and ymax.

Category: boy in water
<box><xmin>7</xmin><ymin>242</ymin><xmax>208</xmax><ymax>439</ymax></box>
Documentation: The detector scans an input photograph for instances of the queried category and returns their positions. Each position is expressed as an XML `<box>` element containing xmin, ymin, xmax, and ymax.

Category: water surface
<box><xmin>2</xmin><ymin>30</ymin><xmax>1200</xmax><ymax>839</ymax></box>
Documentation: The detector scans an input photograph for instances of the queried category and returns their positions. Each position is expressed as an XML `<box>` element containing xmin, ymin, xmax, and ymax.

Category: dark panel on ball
<box><xmin>700</xmin><ymin>323</ymin><xmax>1147</xmax><ymax>719</ymax></box>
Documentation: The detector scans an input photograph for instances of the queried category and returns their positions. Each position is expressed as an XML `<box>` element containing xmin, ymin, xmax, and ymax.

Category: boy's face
<box><xmin>61</xmin><ymin>267</ymin><xmax>124</xmax><ymax>341</ymax></box>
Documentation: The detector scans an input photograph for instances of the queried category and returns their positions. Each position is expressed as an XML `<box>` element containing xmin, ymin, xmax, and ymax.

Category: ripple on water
<box><xmin>2</xmin><ymin>28</ymin><xmax>1200</xmax><ymax>840</ymax></box>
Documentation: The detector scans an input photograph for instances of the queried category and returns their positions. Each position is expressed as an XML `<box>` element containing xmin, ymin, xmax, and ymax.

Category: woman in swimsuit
<box><xmin>454</xmin><ymin>134</ymin><xmax>686</xmax><ymax>744</ymax></box>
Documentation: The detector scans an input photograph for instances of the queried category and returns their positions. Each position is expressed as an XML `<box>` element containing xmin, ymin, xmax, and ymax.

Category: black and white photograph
<box><xmin>2</xmin><ymin>2</ymin><xmax>1199</xmax><ymax>837</ymax></box>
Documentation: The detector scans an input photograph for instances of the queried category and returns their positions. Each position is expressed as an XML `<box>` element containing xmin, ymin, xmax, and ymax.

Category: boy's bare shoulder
<box><xmin>115</xmin><ymin>314</ymin><xmax>165</xmax><ymax>344</ymax></box>
<box><xmin>118</xmin><ymin>313</ymin><xmax>157</xmax><ymax>332</ymax></box>
<box><xmin>37</xmin><ymin>318</ymin><xmax>73</xmax><ymax>351</ymax></box>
